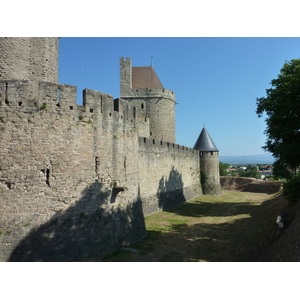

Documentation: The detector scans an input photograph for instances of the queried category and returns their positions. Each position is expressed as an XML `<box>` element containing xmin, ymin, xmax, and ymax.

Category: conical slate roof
<box><xmin>193</xmin><ymin>127</ymin><xmax>219</xmax><ymax>152</ymax></box>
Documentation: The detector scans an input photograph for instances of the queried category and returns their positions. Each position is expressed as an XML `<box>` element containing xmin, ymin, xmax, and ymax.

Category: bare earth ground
<box><xmin>79</xmin><ymin>188</ymin><xmax>295</xmax><ymax>262</ymax></box>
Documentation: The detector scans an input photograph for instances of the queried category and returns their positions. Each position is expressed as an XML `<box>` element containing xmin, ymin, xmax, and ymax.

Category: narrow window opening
<box><xmin>133</xmin><ymin>107</ymin><xmax>136</xmax><ymax>119</ymax></box>
<box><xmin>150</xmin><ymin>132</ymin><xmax>152</xmax><ymax>136</ymax></box>
<box><xmin>153</xmin><ymin>139</ymin><xmax>155</xmax><ymax>144</ymax></box>
<box><xmin>160</xmin><ymin>141</ymin><xmax>162</xmax><ymax>145</ymax></box>
<box><xmin>95</xmin><ymin>157</ymin><xmax>99</xmax><ymax>181</ymax></box>
<box><xmin>57</xmin><ymin>87</ymin><xmax>61</xmax><ymax>103</ymax></box>
<box><xmin>5</xmin><ymin>99</ymin><xmax>9</xmax><ymax>105</ymax></box>
<box><xmin>144</xmin><ymin>138</ymin><xmax>146</xmax><ymax>143</ymax></box>
<box><xmin>18</xmin><ymin>102</ymin><xmax>22</xmax><ymax>107</ymax></box>
<box><xmin>114</xmin><ymin>100</ymin><xmax>119</xmax><ymax>112</ymax></box>
<box><xmin>41</xmin><ymin>169</ymin><xmax>50</xmax><ymax>187</ymax></box>
<box><xmin>90</xmin><ymin>108</ymin><xmax>93</xmax><ymax>113</ymax></box>
<box><xmin>141</xmin><ymin>103</ymin><xmax>144</xmax><ymax>109</ymax></box>
<box><xmin>46</xmin><ymin>169</ymin><xmax>50</xmax><ymax>187</ymax></box>
<box><xmin>124</xmin><ymin>157</ymin><xmax>127</xmax><ymax>182</ymax></box>
<box><xmin>69</xmin><ymin>106</ymin><xmax>73</xmax><ymax>110</ymax></box>
<box><xmin>95</xmin><ymin>157</ymin><xmax>99</xmax><ymax>173</ymax></box>
<box><xmin>109</xmin><ymin>112</ymin><xmax>112</xmax><ymax>117</ymax></box>
<box><xmin>167</xmin><ymin>142</ymin><xmax>169</xmax><ymax>147</ymax></box>
<box><xmin>56</xmin><ymin>103</ymin><xmax>60</xmax><ymax>108</ymax></box>
<box><xmin>211</xmin><ymin>151</ymin><xmax>213</xmax><ymax>155</ymax></box>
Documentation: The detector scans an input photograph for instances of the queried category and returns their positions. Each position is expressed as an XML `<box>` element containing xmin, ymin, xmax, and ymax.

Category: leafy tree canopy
<box><xmin>219</xmin><ymin>162</ymin><xmax>230</xmax><ymax>176</ymax></box>
<box><xmin>256</xmin><ymin>58</ymin><xmax>300</xmax><ymax>179</ymax></box>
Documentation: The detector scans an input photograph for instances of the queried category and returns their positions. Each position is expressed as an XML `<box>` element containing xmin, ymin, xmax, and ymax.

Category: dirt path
<box><xmin>81</xmin><ymin>190</ymin><xmax>289</xmax><ymax>262</ymax></box>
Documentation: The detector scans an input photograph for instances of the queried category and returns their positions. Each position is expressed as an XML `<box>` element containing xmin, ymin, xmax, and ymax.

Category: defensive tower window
<box><xmin>141</xmin><ymin>103</ymin><xmax>144</xmax><ymax>109</ymax></box>
<box><xmin>41</xmin><ymin>169</ymin><xmax>50</xmax><ymax>187</ymax></box>
<box><xmin>57</xmin><ymin>87</ymin><xmax>61</xmax><ymax>108</ymax></box>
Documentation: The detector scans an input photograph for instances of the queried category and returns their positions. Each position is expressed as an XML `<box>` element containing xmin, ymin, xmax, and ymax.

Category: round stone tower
<box><xmin>0</xmin><ymin>37</ymin><xmax>59</xmax><ymax>83</ymax></box>
<box><xmin>120</xmin><ymin>57</ymin><xmax>176</xmax><ymax>143</ymax></box>
<box><xmin>194</xmin><ymin>127</ymin><xmax>222</xmax><ymax>195</ymax></box>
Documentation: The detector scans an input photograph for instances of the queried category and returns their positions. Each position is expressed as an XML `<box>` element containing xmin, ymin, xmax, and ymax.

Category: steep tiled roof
<box><xmin>193</xmin><ymin>127</ymin><xmax>219</xmax><ymax>152</ymax></box>
<box><xmin>132</xmin><ymin>67</ymin><xmax>164</xmax><ymax>89</ymax></box>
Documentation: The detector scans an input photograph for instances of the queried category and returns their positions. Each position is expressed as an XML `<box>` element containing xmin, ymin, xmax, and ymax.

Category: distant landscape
<box><xmin>219</xmin><ymin>153</ymin><xmax>274</xmax><ymax>165</ymax></box>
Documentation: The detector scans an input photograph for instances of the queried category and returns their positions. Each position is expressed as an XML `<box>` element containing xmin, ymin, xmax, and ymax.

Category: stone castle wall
<box><xmin>0</xmin><ymin>38</ymin><xmax>59</xmax><ymax>84</ymax></box>
<box><xmin>138</xmin><ymin>137</ymin><xmax>202</xmax><ymax>216</ymax></box>
<box><xmin>122</xmin><ymin>88</ymin><xmax>176</xmax><ymax>143</ymax></box>
<box><xmin>0</xmin><ymin>79</ymin><xmax>201</xmax><ymax>261</ymax></box>
<box><xmin>200</xmin><ymin>151</ymin><xmax>222</xmax><ymax>195</ymax></box>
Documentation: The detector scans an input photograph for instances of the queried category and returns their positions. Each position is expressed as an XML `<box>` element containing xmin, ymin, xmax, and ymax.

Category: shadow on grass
<box><xmin>101</xmin><ymin>192</ymin><xmax>290</xmax><ymax>262</ymax></box>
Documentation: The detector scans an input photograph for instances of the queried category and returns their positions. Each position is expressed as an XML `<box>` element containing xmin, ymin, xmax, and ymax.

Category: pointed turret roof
<box><xmin>193</xmin><ymin>127</ymin><xmax>219</xmax><ymax>152</ymax></box>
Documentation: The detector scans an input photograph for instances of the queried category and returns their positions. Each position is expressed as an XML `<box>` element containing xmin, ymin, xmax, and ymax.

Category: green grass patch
<box><xmin>88</xmin><ymin>190</ymin><xmax>289</xmax><ymax>262</ymax></box>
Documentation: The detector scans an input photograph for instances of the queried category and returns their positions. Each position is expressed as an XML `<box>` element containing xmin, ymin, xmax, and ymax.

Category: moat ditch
<box><xmin>77</xmin><ymin>188</ymin><xmax>290</xmax><ymax>262</ymax></box>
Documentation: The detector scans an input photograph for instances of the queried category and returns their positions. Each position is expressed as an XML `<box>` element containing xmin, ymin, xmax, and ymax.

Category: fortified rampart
<box><xmin>0</xmin><ymin>37</ymin><xmax>59</xmax><ymax>84</ymax></box>
<box><xmin>0</xmin><ymin>77</ymin><xmax>201</xmax><ymax>261</ymax></box>
<box><xmin>138</xmin><ymin>137</ymin><xmax>201</xmax><ymax>216</ymax></box>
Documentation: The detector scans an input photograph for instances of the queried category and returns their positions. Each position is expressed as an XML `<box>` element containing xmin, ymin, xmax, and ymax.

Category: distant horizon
<box><xmin>220</xmin><ymin>153</ymin><xmax>273</xmax><ymax>157</ymax></box>
<box><xmin>219</xmin><ymin>153</ymin><xmax>274</xmax><ymax>165</ymax></box>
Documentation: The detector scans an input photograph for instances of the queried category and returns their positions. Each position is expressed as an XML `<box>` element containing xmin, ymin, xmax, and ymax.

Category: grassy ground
<box><xmin>83</xmin><ymin>190</ymin><xmax>289</xmax><ymax>262</ymax></box>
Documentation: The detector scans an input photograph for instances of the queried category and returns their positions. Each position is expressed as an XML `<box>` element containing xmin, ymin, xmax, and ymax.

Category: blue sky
<box><xmin>58</xmin><ymin>37</ymin><xmax>300</xmax><ymax>156</ymax></box>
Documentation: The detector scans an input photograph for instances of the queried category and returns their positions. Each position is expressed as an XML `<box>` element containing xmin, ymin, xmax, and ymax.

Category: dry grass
<box><xmin>89</xmin><ymin>190</ymin><xmax>289</xmax><ymax>262</ymax></box>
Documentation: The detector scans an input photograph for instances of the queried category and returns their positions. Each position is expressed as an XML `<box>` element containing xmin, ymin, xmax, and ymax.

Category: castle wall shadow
<box><xmin>9</xmin><ymin>182</ymin><xmax>146</xmax><ymax>262</ymax></box>
<box><xmin>116</xmin><ymin>192</ymin><xmax>289</xmax><ymax>262</ymax></box>
<box><xmin>157</xmin><ymin>166</ymin><xmax>186</xmax><ymax>211</ymax></box>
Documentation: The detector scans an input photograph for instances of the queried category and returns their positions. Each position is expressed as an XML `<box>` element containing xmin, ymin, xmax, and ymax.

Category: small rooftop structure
<box><xmin>132</xmin><ymin>67</ymin><xmax>164</xmax><ymax>89</ymax></box>
<box><xmin>193</xmin><ymin>127</ymin><xmax>219</xmax><ymax>152</ymax></box>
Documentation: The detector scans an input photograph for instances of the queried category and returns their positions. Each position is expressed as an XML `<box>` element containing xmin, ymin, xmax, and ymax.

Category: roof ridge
<box><xmin>193</xmin><ymin>128</ymin><xmax>219</xmax><ymax>152</ymax></box>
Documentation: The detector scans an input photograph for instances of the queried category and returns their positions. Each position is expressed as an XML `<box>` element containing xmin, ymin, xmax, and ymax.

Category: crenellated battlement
<box><xmin>0</xmin><ymin>80</ymin><xmax>149</xmax><ymax>131</ymax></box>
<box><xmin>139</xmin><ymin>136</ymin><xmax>198</xmax><ymax>156</ymax></box>
<box><xmin>122</xmin><ymin>87</ymin><xmax>175</xmax><ymax>102</ymax></box>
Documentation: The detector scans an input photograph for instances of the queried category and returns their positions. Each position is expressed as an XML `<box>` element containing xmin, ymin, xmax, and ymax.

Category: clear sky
<box><xmin>58</xmin><ymin>37</ymin><xmax>300</xmax><ymax>156</ymax></box>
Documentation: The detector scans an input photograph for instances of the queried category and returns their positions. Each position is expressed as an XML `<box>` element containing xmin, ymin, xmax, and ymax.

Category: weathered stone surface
<box><xmin>0</xmin><ymin>39</ymin><xmax>212</xmax><ymax>261</ymax></box>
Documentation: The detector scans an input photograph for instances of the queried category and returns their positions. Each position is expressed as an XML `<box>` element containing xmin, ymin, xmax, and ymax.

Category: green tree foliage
<box><xmin>219</xmin><ymin>162</ymin><xmax>230</xmax><ymax>176</ymax></box>
<box><xmin>256</xmin><ymin>58</ymin><xmax>300</xmax><ymax>180</ymax></box>
<box><xmin>238</xmin><ymin>165</ymin><xmax>261</xmax><ymax>179</ymax></box>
